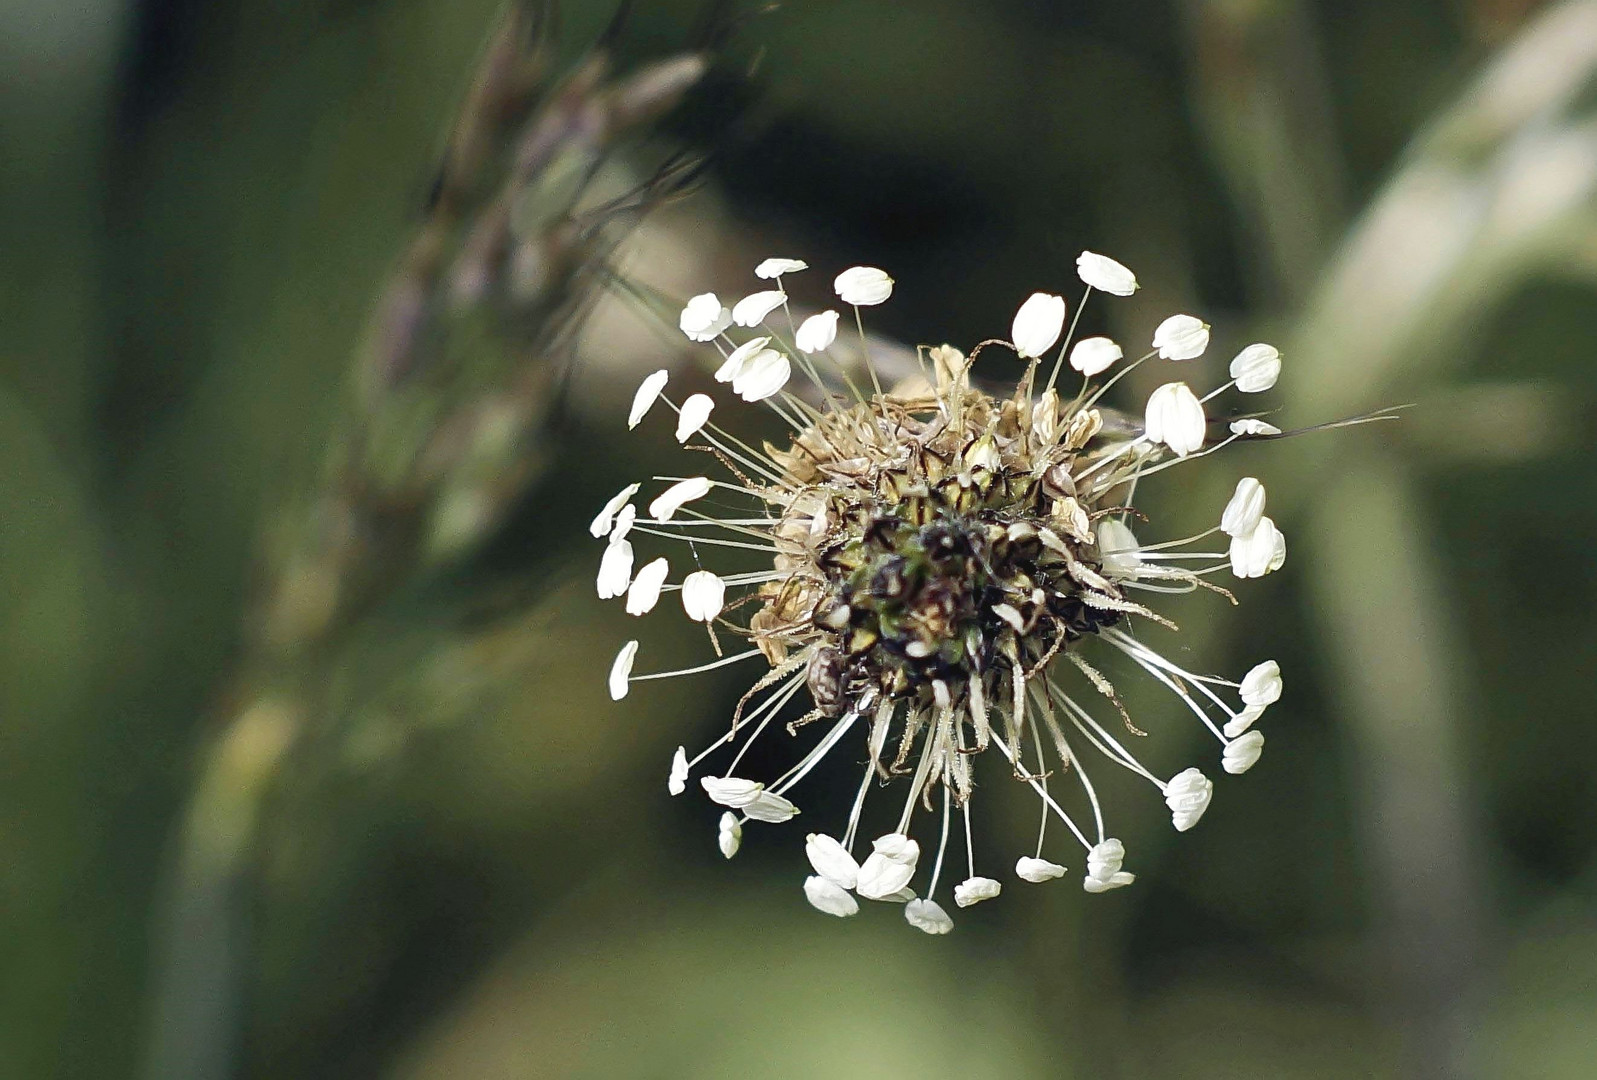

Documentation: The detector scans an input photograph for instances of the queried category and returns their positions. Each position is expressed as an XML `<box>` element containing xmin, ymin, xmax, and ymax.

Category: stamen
<box><xmin>853</xmin><ymin>306</ymin><xmax>884</xmax><ymax>399</ymax></box>
<box><xmin>628</xmin><ymin>526</ymin><xmax>779</xmax><ymax>553</ymax></box>
<box><xmin>989</xmin><ymin>732</ymin><xmax>1092</xmax><ymax>850</ymax></box>
<box><xmin>771</xmin><ymin>710</ymin><xmax>860</xmax><ymax>794</ymax></box>
<box><xmin>631</xmin><ymin>648</ymin><xmax>763</xmax><ymax>684</ymax></box>
<box><xmin>1081</xmin><ymin>349</ymin><xmax>1156</xmax><ymax>411</ymax></box>
<box><xmin>1044</xmin><ymin>284</ymin><xmax>1094</xmax><ymax>394</ymax></box>
<box><xmin>962</xmin><ymin>798</ymin><xmax>977</xmax><ymax>881</ymax></box>
<box><xmin>844</xmin><ymin>705</ymin><xmax>894</xmax><ymax>851</ymax></box>
<box><xmin>1104</xmin><ymin>633</ymin><xmax>1229</xmax><ymax>743</ymax></box>
<box><xmin>927</xmin><ymin>786</ymin><xmax>953</xmax><ymax>897</ymax></box>
<box><xmin>895</xmin><ymin>719</ymin><xmax>940</xmax><ymax>834</ymax></box>
<box><xmin>724</xmin><ymin>673</ymin><xmax>811</xmax><ymax>773</ymax></box>
<box><xmin>1048</xmin><ymin>680</ymin><xmax>1164</xmax><ymax>786</ymax></box>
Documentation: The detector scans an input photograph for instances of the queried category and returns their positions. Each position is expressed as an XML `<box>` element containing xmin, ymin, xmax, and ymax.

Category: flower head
<box><xmin>599</xmin><ymin>255</ymin><xmax>1297</xmax><ymax>933</ymax></box>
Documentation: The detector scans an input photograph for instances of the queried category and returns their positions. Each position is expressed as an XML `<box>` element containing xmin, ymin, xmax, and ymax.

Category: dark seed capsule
<box><xmin>871</xmin><ymin>555</ymin><xmax>909</xmax><ymax>600</ymax></box>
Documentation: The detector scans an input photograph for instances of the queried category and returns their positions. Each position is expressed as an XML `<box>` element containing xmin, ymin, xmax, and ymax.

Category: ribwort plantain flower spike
<box><xmin>597</xmin><ymin>254</ymin><xmax>1305</xmax><ymax>933</ymax></box>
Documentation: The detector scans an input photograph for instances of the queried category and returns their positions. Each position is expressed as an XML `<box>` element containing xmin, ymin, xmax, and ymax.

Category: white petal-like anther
<box><xmin>1165</xmin><ymin>768</ymin><xmax>1214</xmax><ymax>832</ymax></box>
<box><xmin>834</xmin><ymin>265</ymin><xmax>894</xmax><ymax>306</ymax></box>
<box><xmin>904</xmin><ymin>898</ymin><xmax>954</xmax><ymax>934</ymax></box>
<box><xmin>1223</xmin><ymin>730</ymin><xmax>1265</xmax><ymax>774</ymax></box>
<box><xmin>1223</xmin><ymin>703</ymin><xmax>1266</xmax><ymax>738</ymax></box>
<box><xmin>872</xmin><ymin>832</ymin><xmax>918</xmax><ymax>862</ymax></box>
<box><xmin>731</xmin><ymin>290</ymin><xmax>787</xmax><ymax>327</ymax></box>
<box><xmin>649</xmin><ymin>476</ymin><xmax>712</xmax><ymax>522</ymax></box>
<box><xmin>607</xmin><ymin>640</ymin><xmax>638</xmax><ymax>701</ymax></box>
<box><xmin>1096</xmin><ymin>518</ymin><xmax>1142</xmax><ymax>576</ymax></box>
<box><xmin>794</xmin><ymin>310</ymin><xmax>840</xmax><ymax>353</ymax></box>
<box><xmin>668</xmin><ymin>746</ymin><xmax>688</xmax><ymax>796</ymax></box>
<box><xmin>680</xmin><ymin>570</ymin><xmax>726</xmax><ymax>623</ymax></box>
<box><xmin>731</xmin><ymin>349</ymin><xmax>791</xmax><ymax>402</ymax></box>
<box><xmin>1230</xmin><ymin>418</ymin><xmax>1281</xmax><ymax>436</ymax></box>
<box><xmin>1082</xmin><ymin>872</ymin><xmax>1135</xmax><ymax>893</ymax></box>
<box><xmin>1228</xmin><ymin>515</ymin><xmax>1281</xmax><ymax>578</ymax></box>
<box><xmin>1076</xmin><ymin>251</ymin><xmax>1139</xmax><ymax>296</ymax></box>
<box><xmin>1241</xmin><ymin>660</ymin><xmax>1282</xmax><ymax>706</ymax></box>
<box><xmin>596</xmin><ymin>539</ymin><xmax>634</xmax><ymax>600</ymax></box>
<box><xmin>718</xmin><ymin>812</ymin><xmax>741</xmax><ymax>858</ymax></box>
<box><xmin>627</xmin><ymin>369</ymin><xmax>669</xmax><ymax>429</ymax></box>
<box><xmin>1015</xmin><ymin>856</ymin><xmax>1067</xmax><ymax>882</ymax></box>
<box><xmin>806</xmin><ymin>833</ymin><xmax>861</xmax><ymax>890</ymax></box>
<box><xmin>1144</xmin><ymin>382</ymin><xmax>1206</xmax><ymax>457</ymax></box>
<box><xmin>700</xmin><ymin>776</ymin><xmax>765</xmax><ymax>808</ymax></box>
<box><xmin>609</xmin><ymin>504</ymin><xmax>636</xmax><ymax>544</ymax></box>
<box><xmin>1069</xmin><ymin>336</ymin><xmax>1123</xmax><ymax>377</ymax></box>
<box><xmin>589</xmin><ymin>482</ymin><xmax>640</xmax><ymax>538</ymax></box>
<box><xmin>1152</xmin><ymin>314</ymin><xmax>1211</xmax><ymax>360</ymax></box>
<box><xmin>804</xmin><ymin>875</ymin><xmax>859</xmax><ymax>917</ymax></box>
<box><xmin>857</xmin><ymin>851</ymin><xmax>916</xmax><ymax>899</ymax></box>
<box><xmin>856</xmin><ymin>833</ymin><xmax>920</xmax><ymax>899</ymax></box>
<box><xmin>743</xmin><ymin>791</ymin><xmax>800</xmax><ymax>823</ymax></box>
<box><xmin>755</xmin><ymin>257</ymin><xmax>807</xmax><ymax>279</ymax></box>
<box><xmin>624</xmin><ymin>556</ymin><xmax>669</xmax><ymax>616</ymax></box>
<box><xmin>675</xmin><ymin>394</ymin><xmax>714</xmax><ymax>442</ymax></box>
<box><xmin>1011</xmin><ymin>292</ymin><xmax>1066</xmax><ymax>359</ymax></box>
<box><xmin>953</xmin><ymin>876</ymin><xmax>1002</xmax><ymax>908</ymax></box>
<box><xmin>715</xmin><ymin>336</ymin><xmax>769</xmax><ymax>383</ymax></box>
<box><xmin>1221</xmin><ymin>477</ymin><xmax>1267</xmax><ymax>538</ymax></box>
<box><xmin>1086</xmin><ymin>838</ymin><xmax>1127</xmax><ymax>883</ymax></box>
<box><xmin>679</xmin><ymin>293</ymin><xmax>731</xmax><ymax>342</ymax></box>
<box><xmin>1230</xmin><ymin>342</ymin><xmax>1282</xmax><ymax>392</ymax></box>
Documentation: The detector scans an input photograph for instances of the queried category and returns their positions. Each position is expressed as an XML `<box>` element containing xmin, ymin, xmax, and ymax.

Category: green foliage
<box><xmin>3</xmin><ymin>2</ymin><xmax>1596</xmax><ymax>1078</ymax></box>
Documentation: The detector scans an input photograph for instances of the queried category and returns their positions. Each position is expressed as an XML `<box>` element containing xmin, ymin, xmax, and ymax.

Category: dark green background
<box><xmin>3</xmin><ymin>1</ymin><xmax>1593</xmax><ymax>1076</ymax></box>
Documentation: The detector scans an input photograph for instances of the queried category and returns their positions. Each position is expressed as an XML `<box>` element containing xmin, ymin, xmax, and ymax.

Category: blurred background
<box><xmin>3</xmin><ymin>0</ymin><xmax>1596</xmax><ymax>1077</ymax></box>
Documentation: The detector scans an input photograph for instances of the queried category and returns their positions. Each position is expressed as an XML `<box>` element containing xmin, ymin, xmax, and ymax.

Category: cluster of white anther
<box><xmin>592</xmin><ymin>249</ymin><xmax>1291</xmax><ymax>934</ymax></box>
